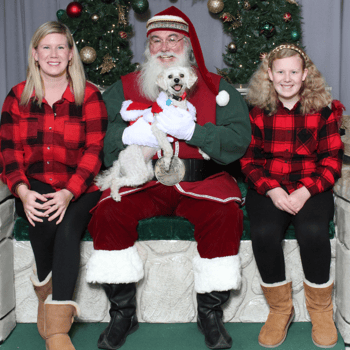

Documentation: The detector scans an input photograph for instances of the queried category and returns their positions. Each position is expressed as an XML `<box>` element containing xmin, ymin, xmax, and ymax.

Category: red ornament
<box><xmin>119</xmin><ymin>31</ymin><xmax>127</xmax><ymax>39</ymax></box>
<box><xmin>66</xmin><ymin>2</ymin><xmax>83</xmax><ymax>18</ymax></box>
<box><xmin>283</xmin><ymin>12</ymin><xmax>292</xmax><ymax>22</ymax></box>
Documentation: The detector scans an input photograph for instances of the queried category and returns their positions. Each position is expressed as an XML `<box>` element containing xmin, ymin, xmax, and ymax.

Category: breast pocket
<box><xmin>19</xmin><ymin>118</ymin><xmax>38</xmax><ymax>145</ymax></box>
<box><xmin>64</xmin><ymin>121</ymin><xmax>86</xmax><ymax>149</ymax></box>
<box><xmin>295</xmin><ymin>128</ymin><xmax>318</xmax><ymax>155</ymax></box>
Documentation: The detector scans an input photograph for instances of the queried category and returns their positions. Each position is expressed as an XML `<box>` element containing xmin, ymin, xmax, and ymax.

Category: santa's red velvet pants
<box><xmin>86</xmin><ymin>184</ymin><xmax>243</xmax><ymax>293</ymax></box>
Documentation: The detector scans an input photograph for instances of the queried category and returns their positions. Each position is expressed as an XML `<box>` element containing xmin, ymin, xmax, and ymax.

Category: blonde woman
<box><xmin>0</xmin><ymin>21</ymin><xmax>107</xmax><ymax>350</ymax></box>
<box><xmin>240</xmin><ymin>44</ymin><xmax>343</xmax><ymax>348</ymax></box>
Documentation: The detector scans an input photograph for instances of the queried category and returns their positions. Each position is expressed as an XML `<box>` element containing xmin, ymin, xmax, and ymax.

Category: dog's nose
<box><xmin>174</xmin><ymin>78</ymin><xmax>180</xmax><ymax>83</ymax></box>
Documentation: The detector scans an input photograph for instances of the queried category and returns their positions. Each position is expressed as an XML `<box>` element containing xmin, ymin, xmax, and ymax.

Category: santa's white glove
<box><xmin>122</xmin><ymin>117</ymin><xmax>173</xmax><ymax>147</ymax></box>
<box><xmin>156</xmin><ymin>106</ymin><xmax>196</xmax><ymax>141</ymax></box>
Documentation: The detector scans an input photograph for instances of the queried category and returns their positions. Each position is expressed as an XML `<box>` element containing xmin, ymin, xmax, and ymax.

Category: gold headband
<box><xmin>269</xmin><ymin>44</ymin><xmax>309</xmax><ymax>63</ymax></box>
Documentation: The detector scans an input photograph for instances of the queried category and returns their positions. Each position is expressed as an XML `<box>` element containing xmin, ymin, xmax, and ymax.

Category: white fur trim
<box><xmin>30</xmin><ymin>270</ymin><xmax>52</xmax><ymax>287</ymax></box>
<box><xmin>45</xmin><ymin>295</ymin><xmax>81</xmax><ymax>317</ymax></box>
<box><xmin>192</xmin><ymin>255</ymin><xmax>241</xmax><ymax>293</ymax></box>
<box><xmin>86</xmin><ymin>246</ymin><xmax>144</xmax><ymax>284</ymax></box>
<box><xmin>156</xmin><ymin>92</ymin><xmax>196</xmax><ymax>121</ymax></box>
<box><xmin>304</xmin><ymin>278</ymin><xmax>334</xmax><ymax>289</ymax></box>
<box><xmin>216</xmin><ymin>90</ymin><xmax>230</xmax><ymax>106</ymax></box>
<box><xmin>260</xmin><ymin>280</ymin><xmax>290</xmax><ymax>288</ymax></box>
<box><xmin>120</xmin><ymin>100</ymin><xmax>151</xmax><ymax>122</ymax></box>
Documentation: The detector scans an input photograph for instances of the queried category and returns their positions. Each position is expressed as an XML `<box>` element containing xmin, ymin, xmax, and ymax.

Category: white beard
<box><xmin>138</xmin><ymin>47</ymin><xmax>192</xmax><ymax>101</ymax></box>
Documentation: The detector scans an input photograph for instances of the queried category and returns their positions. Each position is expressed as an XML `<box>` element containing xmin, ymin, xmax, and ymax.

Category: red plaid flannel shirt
<box><xmin>240</xmin><ymin>102</ymin><xmax>344</xmax><ymax>196</ymax></box>
<box><xmin>0</xmin><ymin>81</ymin><xmax>107</xmax><ymax>200</ymax></box>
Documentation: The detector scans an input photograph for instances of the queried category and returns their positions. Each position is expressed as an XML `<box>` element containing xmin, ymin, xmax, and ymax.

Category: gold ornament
<box><xmin>79</xmin><ymin>46</ymin><xmax>97</xmax><ymax>64</ymax></box>
<box><xmin>228</xmin><ymin>42</ymin><xmax>237</xmax><ymax>53</ymax></box>
<box><xmin>243</xmin><ymin>0</ymin><xmax>251</xmax><ymax>10</ymax></box>
<box><xmin>117</xmin><ymin>4</ymin><xmax>128</xmax><ymax>27</ymax></box>
<box><xmin>207</xmin><ymin>0</ymin><xmax>224</xmax><ymax>14</ymax></box>
<box><xmin>230</xmin><ymin>12</ymin><xmax>243</xmax><ymax>30</ymax></box>
<box><xmin>286</xmin><ymin>0</ymin><xmax>299</xmax><ymax>5</ymax></box>
<box><xmin>99</xmin><ymin>54</ymin><xmax>116</xmax><ymax>74</ymax></box>
<box><xmin>220</xmin><ymin>12</ymin><xmax>234</xmax><ymax>22</ymax></box>
<box><xmin>91</xmin><ymin>13</ymin><xmax>99</xmax><ymax>22</ymax></box>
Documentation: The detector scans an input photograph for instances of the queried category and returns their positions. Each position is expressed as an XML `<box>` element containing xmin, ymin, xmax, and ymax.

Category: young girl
<box><xmin>240</xmin><ymin>44</ymin><xmax>343</xmax><ymax>348</ymax></box>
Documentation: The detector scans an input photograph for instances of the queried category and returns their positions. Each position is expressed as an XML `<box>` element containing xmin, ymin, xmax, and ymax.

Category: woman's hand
<box><xmin>17</xmin><ymin>184</ymin><xmax>48</xmax><ymax>227</ymax></box>
<box><xmin>42</xmin><ymin>189</ymin><xmax>74</xmax><ymax>224</ymax></box>
<box><xmin>266</xmin><ymin>187</ymin><xmax>297</xmax><ymax>215</ymax></box>
<box><xmin>288</xmin><ymin>186</ymin><xmax>311</xmax><ymax>214</ymax></box>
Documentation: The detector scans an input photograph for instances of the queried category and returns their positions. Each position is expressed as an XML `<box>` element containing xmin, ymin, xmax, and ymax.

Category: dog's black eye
<box><xmin>180</xmin><ymin>74</ymin><xmax>184</xmax><ymax>78</ymax></box>
<box><xmin>168</xmin><ymin>75</ymin><xmax>173</xmax><ymax>79</ymax></box>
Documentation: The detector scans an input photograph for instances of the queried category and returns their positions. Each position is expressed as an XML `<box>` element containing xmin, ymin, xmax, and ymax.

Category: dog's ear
<box><xmin>156</xmin><ymin>72</ymin><xmax>168</xmax><ymax>91</ymax></box>
<box><xmin>186</xmin><ymin>68</ymin><xmax>198</xmax><ymax>89</ymax></box>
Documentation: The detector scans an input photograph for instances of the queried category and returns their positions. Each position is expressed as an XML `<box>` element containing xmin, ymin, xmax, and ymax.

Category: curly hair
<box><xmin>246</xmin><ymin>44</ymin><xmax>332</xmax><ymax>115</ymax></box>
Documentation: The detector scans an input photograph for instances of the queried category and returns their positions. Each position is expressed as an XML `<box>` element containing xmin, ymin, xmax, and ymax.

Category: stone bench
<box><xmin>9</xmin><ymin>178</ymin><xmax>338</xmax><ymax>329</ymax></box>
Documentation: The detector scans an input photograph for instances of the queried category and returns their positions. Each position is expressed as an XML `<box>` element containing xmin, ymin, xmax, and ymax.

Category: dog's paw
<box><xmin>111</xmin><ymin>191</ymin><xmax>122</xmax><ymax>202</ymax></box>
<box><xmin>163</xmin><ymin>157</ymin><xmax>172</xmax><ymax>171</ymax></box>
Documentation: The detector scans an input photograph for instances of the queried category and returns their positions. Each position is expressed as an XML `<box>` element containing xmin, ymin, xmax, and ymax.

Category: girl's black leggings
<box><xmin>16</xmin><ymin>179</ymin><xmax>101</xmax><ymax>301</ymax></box>
<box><xmin>245</xmin><ymin>188</ymin><xmax>334</xmax><ymax>285</ymax></box>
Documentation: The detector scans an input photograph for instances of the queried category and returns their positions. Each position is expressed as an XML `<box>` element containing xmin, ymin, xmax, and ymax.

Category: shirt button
<box><xmin>49</xmin><ymin>178</ymin><xmax>52</xmax><ymax>181</ymax></box>
<box><xmin>49</xmin><ymin>127</ymin><xmax>52</xmax><ymax>130</ymax></box>
<box><xmin>47</xmin><ymin>147</ymin><xmax>50</xmax><ymax>150</ymax></box>
<box><xmin>54</xmin><ymin>113</ymin><xmax>57</xmax><ymax>116</ymax></box>
<box><xmin>47</xmin><ymin>161</ymin><xmax>50</xmax><ymax>164</ymax></box>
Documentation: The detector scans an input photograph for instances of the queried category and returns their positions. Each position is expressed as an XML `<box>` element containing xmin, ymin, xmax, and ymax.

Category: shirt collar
<box><xmin>30</xmin><ymin>83</ymin><xmax>75</xmax><ymax>104</ymax></box>
<box><xmin>278</xmin><ymin>100</ymin><xmax>301</xmax><ymax>113</ymax></box>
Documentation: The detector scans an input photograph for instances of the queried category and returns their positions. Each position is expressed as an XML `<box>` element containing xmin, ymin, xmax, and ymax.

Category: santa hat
<box><xmin>146</xmin><ymin>6</ymin><xmax>230</xmax><ymax>107</ymax></box>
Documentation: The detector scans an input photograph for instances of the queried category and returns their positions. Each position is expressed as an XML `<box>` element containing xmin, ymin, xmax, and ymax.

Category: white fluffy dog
<box><xmin>95</xmin><ymin>66</ymin><xmax>201</xmax><ymax>201</ymax></box>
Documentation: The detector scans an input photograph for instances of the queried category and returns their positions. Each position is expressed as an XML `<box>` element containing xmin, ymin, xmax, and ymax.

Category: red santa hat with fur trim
<box><xmin>146</xmin><ymin>6</ymin><xmax>230</xmax><ymax>107</ymax></box>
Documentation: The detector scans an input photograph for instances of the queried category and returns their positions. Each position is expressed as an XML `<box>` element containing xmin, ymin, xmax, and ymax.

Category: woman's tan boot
<box><xmin>44</xmin><ymin>295</ymin><xmax>80</xmax><ymax>350</ymax></box>
<box><xmin>259</xmin><ymin>281</ymin><xmax>294</xmax><ymax>348</ymax></box>
<box><xmin>30</xmin><ymin>270</ymin><xmax>52</xmax><ymax>339</ymax></box>
<box><xmin>304</xmin><ymin>279</ymin><xmax>338</xmax><ymax>348</ymax></box>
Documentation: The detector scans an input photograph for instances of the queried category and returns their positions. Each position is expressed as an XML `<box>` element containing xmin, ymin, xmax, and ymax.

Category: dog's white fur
<box><xmin>95</xmin><ymin>66</ymin><xmax>208</xmax><ymax>201</ymax></box>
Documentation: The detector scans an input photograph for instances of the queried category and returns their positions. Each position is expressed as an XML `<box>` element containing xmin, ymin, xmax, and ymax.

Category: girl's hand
<box><xmin>288</xmin><ymin>186</ymin><xmax>311</xmax><ymax>214</ymax></box>
<box><xmin>17</xmin><ymin>185</ymin><xmax>48</xmax><ymax>227</ymax></box>
<box><xmin>42</xmin><ymin>189</ymin><xmax>74</xmax><ymax>224</ymax></box>
<box><xmin>266</xmin><ymin>187</ymin><xmax>297</xmax><ymax>215</ymax></box>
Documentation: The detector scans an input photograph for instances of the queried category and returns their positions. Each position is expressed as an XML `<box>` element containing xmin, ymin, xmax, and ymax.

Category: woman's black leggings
<box><xmin>245</xmin><ymin>188</ymin><xmax>334</xmax><ymax>285</ymax></box>
<box><xmin>16</xmin><ymin>179</ymin><xmax>101</xmax><ymax>301</ymax></box>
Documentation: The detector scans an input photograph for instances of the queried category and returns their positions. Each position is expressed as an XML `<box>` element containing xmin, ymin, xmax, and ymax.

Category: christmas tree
<box><xmin>57</xmin><ymin>0</ymin><xmax>148</xmax><ymax>86</ymax></box>
<box><xmin>208</xmin><ymin>0</ymin><xmax>303</xmax><ymax>84</ymax></box>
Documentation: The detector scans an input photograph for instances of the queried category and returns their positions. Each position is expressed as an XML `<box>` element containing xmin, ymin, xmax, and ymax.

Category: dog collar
<box><xmin>171</xmin><ymin>92</ymin><xmax>187</xmax><ymax>102</ymax></box>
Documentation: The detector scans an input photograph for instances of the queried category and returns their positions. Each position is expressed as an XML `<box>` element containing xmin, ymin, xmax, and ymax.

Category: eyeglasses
<box><xmin>149</xmin><ymin>36</ymin><xmax>185</xmax><ymax>50</ymax></box>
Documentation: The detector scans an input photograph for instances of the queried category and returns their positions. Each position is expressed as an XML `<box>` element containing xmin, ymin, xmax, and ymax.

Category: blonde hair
<box><xmin>20</xmin><ymin>21</ymin><xmax>86</xmax><ymax>106</ymax></box>
<box><xmin>246</xmin><ymin>44</ymin><xmax>332</xmax><ymax>115</ymax></box>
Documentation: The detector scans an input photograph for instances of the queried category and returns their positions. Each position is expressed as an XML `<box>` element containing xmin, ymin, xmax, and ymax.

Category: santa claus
<box><xmin>86</xmin><ymin>6</ymin><xmax>251</xmax><ymax>350</ymax></box>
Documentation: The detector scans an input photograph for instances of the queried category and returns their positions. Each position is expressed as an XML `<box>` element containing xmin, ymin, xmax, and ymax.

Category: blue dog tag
<box><xmin>166</xmin><ymin>99</ymin><xmax>172</xmax><ymax>106</ymax></box>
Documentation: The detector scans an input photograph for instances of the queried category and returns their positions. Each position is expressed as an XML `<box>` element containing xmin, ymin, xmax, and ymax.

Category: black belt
<box><xmin>152</xmin><ymin>158</ymin><xmax>209</xmax><ymax>182</ymax></box>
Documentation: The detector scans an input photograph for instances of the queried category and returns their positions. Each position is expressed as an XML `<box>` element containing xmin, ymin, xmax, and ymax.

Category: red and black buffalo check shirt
<box><xmin>0</xmin><ymin>81</ymin><xmax>107</xmax><ymax>200</ymax></box>
<box><xmin>240</xmin><ymin>102</ymin><xmax>344</xmax><ymax>196</ymax></box>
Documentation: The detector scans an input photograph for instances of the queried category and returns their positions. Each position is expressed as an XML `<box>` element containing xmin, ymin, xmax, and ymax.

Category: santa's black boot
<box><xmin>98</xmin><ymin>283</ymin><xmax>139</xmax><ymax>350</ymax></box>
<box><xmin>197</xmin><ymin>291</ymin><xmax>232</xmax><ymax>349</ymax></box>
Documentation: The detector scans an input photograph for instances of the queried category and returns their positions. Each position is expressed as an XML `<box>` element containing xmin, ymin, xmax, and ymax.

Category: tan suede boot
<box><xmin>259</xmin><ymin>281</ymin><xmax>295</xmax><ymax>348</ymax></box>
<box><xmin>30</xmin><ymin>270</ymin><xmax>52</xmax><ymax>339</ymax></box>
<box><xmin>44</xmin><ymin>295</ymin><xmax>80</xmax><ymax>350</ymax></box>
<box><xmin>304</xmin><ymin>279</ymin><xmax>338</xmax><ymax>348</ymax></box>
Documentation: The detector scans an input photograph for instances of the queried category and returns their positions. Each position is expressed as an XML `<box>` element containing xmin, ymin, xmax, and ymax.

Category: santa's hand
<box><xmin>156</xmin><ymin>106</ymin><xmax>196</xmax><ymax>141</ymax></box>
<box><xmin>122</xmin><ymin>117</ymin><xmax>173</xmax><ymax>147</ymax></box>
